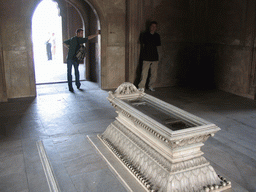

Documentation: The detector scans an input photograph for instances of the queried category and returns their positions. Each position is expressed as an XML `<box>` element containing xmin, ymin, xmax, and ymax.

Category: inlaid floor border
<box><xmin>87</xmin><ymin>134</ymin><xmax>147</xmax><ymax>192</ymax></box>
<box><xmin>37</xmin><ymin>140</ymin><xmax>60</xmax><ymax>192</ymax></box>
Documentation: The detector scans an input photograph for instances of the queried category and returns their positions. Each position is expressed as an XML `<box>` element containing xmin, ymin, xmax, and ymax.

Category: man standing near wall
<box><xmin>64</xmin><ymin>28</ymin><xmax>99</xmax><ymax>92</ymax></box>
<box><xmin>138</xmin><ymin>21</ymin><xmax>161</xmax><ymax>92</ymax></box>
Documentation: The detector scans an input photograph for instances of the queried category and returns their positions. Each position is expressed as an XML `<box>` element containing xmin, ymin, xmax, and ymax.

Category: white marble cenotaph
<box><xmin>89</xmin><ymin>82</ymin><xmax>232</xmax><ymax>192</ymax></box>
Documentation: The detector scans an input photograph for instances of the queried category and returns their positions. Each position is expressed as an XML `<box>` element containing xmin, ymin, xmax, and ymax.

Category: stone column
<box><xmin>125</xmin><ymin>0</ymin><xmax>143</xmax><ymax>83</ymax></box>
<box><xmin>0</xmin><ymin>45</ymin><xmax>7</xmax><ymax>102</ymax></box>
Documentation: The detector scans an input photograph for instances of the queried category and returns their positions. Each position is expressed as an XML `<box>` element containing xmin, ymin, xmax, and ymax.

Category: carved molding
<box><xmin>119</xmin><ymin>108</ymin><xmax>213</xmax><ymax>149</ymax></box>
<box><xmin>101</xmin><ymin>120</ymin><xmax>231</xmax><ymax>191</ymax></box>
<box><xmin>114</xmin><ymin>82</ymin><xmax>143</xmax><ymax>95</ymax></box>
<box><xmin>100</xmin><ymin>83</ymin><xmax>231</xmax><ymax>191</ymax></box>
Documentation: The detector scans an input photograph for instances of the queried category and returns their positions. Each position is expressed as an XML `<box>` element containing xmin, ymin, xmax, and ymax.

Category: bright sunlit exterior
<box><xmin>32</xmin><ymin>0</ymin><xmax>65</xmax><ymax>84</ymax></box>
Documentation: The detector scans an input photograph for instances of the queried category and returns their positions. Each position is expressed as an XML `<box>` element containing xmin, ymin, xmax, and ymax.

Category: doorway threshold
<box><xmin>36</xmin><ymin>79</ymin><xmax>88</xmax><ymax>85</ymax></box>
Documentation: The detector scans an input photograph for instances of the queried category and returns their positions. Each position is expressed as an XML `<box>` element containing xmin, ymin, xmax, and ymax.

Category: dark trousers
<box><xmin>46</xmin><ymin>43</ymin><xmax>52</xmax><ymax>60</ymax></box>
<box><xmin>67</xmin><ymin>59</ymin><xmax>80</xmax><ymax>89</ymax></box>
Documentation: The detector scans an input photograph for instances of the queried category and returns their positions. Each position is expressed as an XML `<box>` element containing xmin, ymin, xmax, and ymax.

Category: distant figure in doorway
<box><xmin>64</xmin><ymin>28</ymin><xmax>100</xmax><ymax>92</ymax></box>
<box><xmin>138</xmin><ymin>21</ymin><xmax>161</xmax><ymax>92</ymax></box>
<box><xmin>46</xmin><ymin>38</ymin><xmax>52</xmax><ymax>60</ymax></box>
<box><xmin>51</xmin><ymin>33</ymin><xmax>56</xmax><ymax>59</ymax></box>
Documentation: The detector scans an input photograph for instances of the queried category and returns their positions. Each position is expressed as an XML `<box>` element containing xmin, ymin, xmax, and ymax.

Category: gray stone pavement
<box><xmin>0</xmin><ymin>81</ymin><xmax>255</xmax><ymax>191</ymax></box>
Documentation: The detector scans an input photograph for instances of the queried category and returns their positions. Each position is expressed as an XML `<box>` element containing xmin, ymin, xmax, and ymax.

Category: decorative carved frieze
<box><xmin>114</xmin><ymin>82</ymin><xmax>140</xmax><ymax>95</ymax></box>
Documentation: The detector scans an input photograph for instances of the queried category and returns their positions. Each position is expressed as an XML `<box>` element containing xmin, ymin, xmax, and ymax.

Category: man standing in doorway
<box><xmin>138</xmin><ymin>21</ymin><xmax>161</xmax><ymax>91</ymax></box>
<box><xmin>64</xmin><ymin>28</ymin><xmax>100</xmax><ymax>92</ymax></box>
<box><xmin>46</xmin><ymin>38</ymin><xmax>52</xmax><ymax>60</ymax></box>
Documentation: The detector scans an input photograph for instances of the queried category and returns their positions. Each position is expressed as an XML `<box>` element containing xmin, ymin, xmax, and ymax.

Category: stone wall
<box><xmin>207</xmin><ymin>0</ymin><xmax>256</xmax><ymax>97</ymax></box>
<box><xmin>0</xmin><ymin>0</ymin><xmax>36</xmax><ymax>100</ymax></box>
<box><xmin>141</xmin><ymin>0</ymin><xmax>256</xmax><ymax>98</ymax></box>
<box><xmin>0</xmin><ymin>33</ymin><xmax>7</xmax><ymax>102</ymax></box>
<box><xmin>100</xmin><ymin>0</ymin><xmax>126</xmax><ymax>88</ymax></box>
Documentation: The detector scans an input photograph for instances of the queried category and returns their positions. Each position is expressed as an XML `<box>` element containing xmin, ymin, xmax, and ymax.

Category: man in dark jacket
<box><xmin>138</xmin><ymin>21</ymin><xmax>161</xmax><ymax>91</ymax></box>
<box><xmin>64</xmin><ymin>28</ymin><xmax>99</xmax><ymax>92</ymax></box>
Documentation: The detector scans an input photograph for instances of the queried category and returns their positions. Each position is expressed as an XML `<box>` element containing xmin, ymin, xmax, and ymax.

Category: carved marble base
<box><xmin>98</xmin><ymin>82</ymin><xmax>232</xmax><ymax>192</ymax></box>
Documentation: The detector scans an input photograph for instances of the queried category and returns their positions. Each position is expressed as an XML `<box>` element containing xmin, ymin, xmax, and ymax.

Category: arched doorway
<box><xmin>32</xmin><ymin>0</ymin><xmax>101</xmax><ymax>86</ymax></box>
<box><xmin>32</xmin><ymin>0</ymin><xmax>69</xmax><ymax>84</ymax></box>
<box><xmin>63</xmin><ymin>0</ymin><xmax>101</xmax><ymax>84</ymax></box>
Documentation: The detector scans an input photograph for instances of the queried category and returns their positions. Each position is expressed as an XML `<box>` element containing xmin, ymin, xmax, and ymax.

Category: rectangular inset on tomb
<box><xmin>124</xmin><ymin>98</ymin><xmax>195</xmax><ymax>130</ymax></box>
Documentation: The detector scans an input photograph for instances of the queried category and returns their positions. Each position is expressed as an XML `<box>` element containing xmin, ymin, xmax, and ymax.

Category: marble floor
<box><xmin>0</xmin><ymin>81</ymin><xmax>255</xmax><ymax>192</ymax></box>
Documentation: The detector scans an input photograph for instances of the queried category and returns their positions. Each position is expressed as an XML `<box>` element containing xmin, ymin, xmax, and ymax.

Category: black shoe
<box><xmin>77</xmin><ymin>83</ymin><xmax>81</xmax><ymax>89</ymax></box>
<box><xmin>69</xmin><ymin>87</ymin><xmax>74</xmax><ymax>92</ymax></box>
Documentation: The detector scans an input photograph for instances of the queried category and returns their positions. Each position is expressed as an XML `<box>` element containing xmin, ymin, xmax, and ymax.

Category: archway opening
<box><xmin>32</xmin><ymin>0</ymin><xmax>86</xmax><ymax>84</ymax></box>
<box><xmin>32</xmin><ymin>0</ymin><xmax>101</xmax><ymax>88</ymax></box>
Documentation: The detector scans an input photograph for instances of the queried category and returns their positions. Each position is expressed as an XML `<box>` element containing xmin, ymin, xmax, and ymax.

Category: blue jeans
<box><xmin>67</xmin><ymin>59</ymin><xmax>81</xmax><ymax>89</ymax></box>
